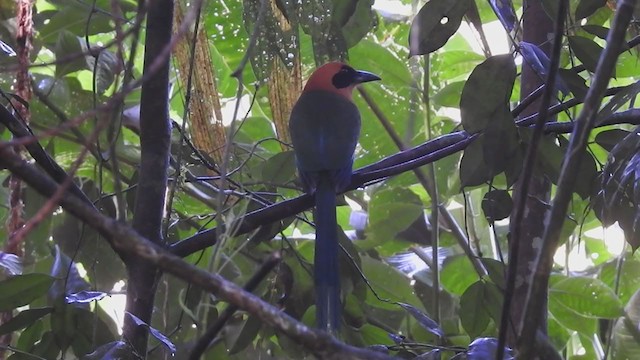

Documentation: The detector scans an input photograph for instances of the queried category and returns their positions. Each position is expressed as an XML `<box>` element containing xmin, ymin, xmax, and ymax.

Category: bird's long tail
<box><xmin>314</xmin><ymin>173</ymin><xmax>340</xmax><ymax>333</ymax></box>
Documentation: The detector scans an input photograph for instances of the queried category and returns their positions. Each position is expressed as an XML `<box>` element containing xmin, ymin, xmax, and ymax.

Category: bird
<box><xmin>288</xmin><ymin>62</ymin><xmax>380</xmax><ymax>333</ymax></box>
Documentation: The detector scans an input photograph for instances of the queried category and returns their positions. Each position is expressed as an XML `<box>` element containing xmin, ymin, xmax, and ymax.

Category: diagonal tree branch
<box><xmin>517</xmin><ymin>0</ymin><xmax>638</xmax><ymax>357</ymax></box>
<box><xmin>0</xmin><ymin>148</ymin><xmax>396</xmax><ymax>360</ymax></box>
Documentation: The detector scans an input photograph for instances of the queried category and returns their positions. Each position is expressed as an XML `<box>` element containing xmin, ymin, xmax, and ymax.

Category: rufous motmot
<box><xmin>289</xmin><ymin>62</ymin><xmax>380</xmax><ymax>333</ymax></box>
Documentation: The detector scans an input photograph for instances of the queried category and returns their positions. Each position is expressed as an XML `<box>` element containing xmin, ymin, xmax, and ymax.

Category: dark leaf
<box><xmin>558</xmin><ymin>137</ymin><xmax>598</xmax><ymax>199</ymax></box>
<box><xmin>480</xmin><ymin>258</ymin><xmax>506</xmax><ymax>289</ymax></box>
<box><xmin>54</xmin><ymin>31</ymin><xmax>87</xmax><ymax>77</ymax></box>
<box><xmin>87</xmin><ymin>50</ymin><xmax>120</xmax><ymax>94</ymax></box>
<box><xmin>568</xmin><ymin>36</ymin><xmax>605</xmax><ymax>74</ymax></box>
<box><xmin>398</xmin><ymin>302</ymin><xmax>444</xmax><ymax>337</ymax></box>
<box><xmin>595</xmin><ymin>129</ymin><xmax>631</xmax><ymax>152</ymax></box>
<box><xmin>0</xmin><ymin>307</ymin><xmax>53</xmax><ymax>335</ymax></box>
<box><xmin>597</xmin><ymin>82</ymin><xmax>640</xmax><ymax>124</ymax></box>
<box><xmin>409</xmin><ymin>0</ymin><xmax>471</xmax><ymax>56</ymax></box>
<box><xmin>575</xmin><ymin>0</ymin><xmax>607</xmax><ymax>20</ymax></box>
<box><xmin>261</xmin><ymin>151</ymin><xmax>296</xmax><ymax>185</ymax></box>
<box><xmin>481</xmin><ymin>189</ymin><xmax>512</xmax><ymax>221</ymax></box>
<box><xmin>230</xmin><ymin>315</ymin><xmax>263</xmax><ymax>354</ymax></box>
<box><xmin>460</xmin><ymin>135</ymin><xmax>494</xmax><ymax>188</ymax></box>
<box><xmin>66</xmin><ymin>291</ymin><xmax>108</xmax><ymax>304</ymax></box>
<box><xmin>460</xmin><ymin>54</ymin><xmax>516</xmax><ymax>133</ymax></box>
<box><xmin>582</xmin><ymin>24</ymin><xmax>610</xmax><ymax>40</ymax></box>
<box><xmin>558</xmin><ymin>68</ymin><xmax>588</xmax><ymax>100</ymax></box>
<box><xmin>0</xmin><ymin>274</ymin><xmax>55</xmax><ymax>312</ymax></box>
<box><xmin>459</xmin><ymin>281</ymin><xmax>490</xmax><ymax>338</ymax></box>
<box><xmin>334</xmin><ymin>0</ymin><xmax>376</xmax><ymax>48</ymax></box>
<box><xmin>16</xmin><ymin>320</ymin><xmax>45</xmax><ymax>354</ymax></box>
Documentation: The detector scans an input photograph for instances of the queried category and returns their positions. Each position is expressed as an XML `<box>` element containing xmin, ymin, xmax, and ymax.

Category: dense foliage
<box><xmin>0</xmin><ymin>0</ymin><xmax>639</xmax><ymax>359</ymax></box>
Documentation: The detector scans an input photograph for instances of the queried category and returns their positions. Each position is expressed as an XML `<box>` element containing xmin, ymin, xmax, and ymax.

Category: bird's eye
<box><xmin>332</xmin><ymin>66</ymin><xmax>356</xmax><ymax>89</ymax></box>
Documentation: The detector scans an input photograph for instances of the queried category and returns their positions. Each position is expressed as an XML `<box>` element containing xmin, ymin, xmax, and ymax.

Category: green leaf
<box><xmin>365</xmin><ymin>187</ymin><xmax>423</xmax><ymax>247</ymax></box>
<box><xmin>361</xmin><ymin>256</ymin><xmax>422</xmax><ymax>310</ymax></box>
<box><xmin>87</xmin><ymin>50</ymin><xmax>120</xmax><ymax>94</ymax></box>
<box><xmin>600</xmin><ymin>258</ymin><xmax>640</xmax><ymax>304</ymax></box>
<box><xmin>568</xmin><ymin>36</ymin><xmax>605</xmax><ymax>74</ymax></box>
<box><xmin>408</xmin><ymin>0</ymin><xmax>471</xmax><ymax>56</ymax></box>
<box><xmin>54</xmin><ymin>31</ymin><xmax>86</xmax><ymax>77</ymax></box>
<box><xmin>40</xmin><ymin>5</ymin><xmax>114</xmax><ymax>41</ymax></box>
<box><xmin>548</xmin><ymin>296</ymin><xmax>597</xmax><ymax>335</ymax></box>
<box><xmin>0</xmin><ymin>274</ymin><xmax>55</xmax><ymax>312</ymax></box>
<box><xmin>460</xmin><ymin>54</ymin><xmax>516</xmax><ymax>134</ymax></box>
<box><xmin>611</xmin><ymin>289</ymin><xmax>640</xmax><ymax>359</ymax></box>
<box><xmin>459</xmin><ymin>281</ymin><xmax>490</xmax><ymax>338</ymax></box>
<box><xmin>441</xmin><ymin>255</ymin><xmax>480</xmax><ymax>296</ymax></box>
<box><xmin>582</xmin><ymin>24</ymin><xmax>610</xmax><ymax>40</ymax></box>
<box><xmin>480</xmin><ymin>258</ymin><xmax>506</xmax><ymax>290</ymax></box>
<box><xmin>436</xmin><ymin>51</ymin><xmax>485</xmax><ymax>80</ymax></box>
<box><xmin>433</xmin><ymin>81</ymin><xmax>465</xmax><ymax>108</ymax></box>
<box><xmin>261</xmin><ymin>151</ymin><xmax>296</xmax><ymax>185</ymax></box>
<box><xmin>575</xmin><ymin>0</ymin><xmax>607</xmax><ymax>20</ymax></box>
<box><xmin>550</xmin><ymin>276</ymin><xmax>623</xmax><ymax>318</ymax></box>
<box><xmin>15</xmin><ymin>320</ymin><xmax>44</xmax><ymax>353</ymax></box>
<box><xmin>0</xmin><ymin>307</ymin><xmax>53</xmax><ymax>335</ymax></box>
<box><xmin>334</xmin><ymin>0</ymin><xmax>376</xmax><ymax>48</ymax></box>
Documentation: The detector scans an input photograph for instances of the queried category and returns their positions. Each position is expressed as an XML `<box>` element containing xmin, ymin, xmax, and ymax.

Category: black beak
<box><xmin>354</xmin><ymin>70</ymin><xmax>381</xmax><ymax>84</ymax></box>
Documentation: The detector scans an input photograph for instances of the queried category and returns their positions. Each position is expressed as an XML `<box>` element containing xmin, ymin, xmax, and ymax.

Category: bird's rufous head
<box><xmin>303</xmin><ymin>62</ymin><xmax>381</xmax><ymax>100</ymax></box>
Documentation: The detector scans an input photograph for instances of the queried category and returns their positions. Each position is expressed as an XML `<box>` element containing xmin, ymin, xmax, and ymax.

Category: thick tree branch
<box><xmin>517</xmin><ymin>1</ymin><xmax>638</xmax><ymax>357</ymax></box>
<box><xmin>499</xmin><ymin>1</ymin><xmax>567</xmax><ymax>357</ymax></box>
<box><xmin>170</xmin><ymin>131</ymin><xmax>474</xmax><ymax>257</ymax></box>
<box><xmin>123</xmin><ymin>0</ymin><xmax>174</xmax><ymax>354</ymax></box>
<box><xmin>0</xmin><ymin>102</ymin><xmax>95</xmax><ymax>209</ymax></box>
<box><xmin>0</xmin><ymin>149</ymin><xmax>396</xmax><ymax>360</ymax></box>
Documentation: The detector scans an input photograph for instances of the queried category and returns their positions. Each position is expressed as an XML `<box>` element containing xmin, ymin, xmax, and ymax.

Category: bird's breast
<box><xmin>289</xmin><ymin>91</ymin><xmax>362</xmax><ymax>173</ymax></box>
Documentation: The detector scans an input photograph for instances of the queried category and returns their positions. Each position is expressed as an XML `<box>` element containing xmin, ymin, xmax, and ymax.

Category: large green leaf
<box><xmin>600</xmin><ymin>258</ymin><xmax>640</xmax><ymax>305</ymax></box>
<box><xmin>568</xmin><ymin>36</ymin><xmax>605</xmax><ymax>74</ymax></box>
<box><xmin>611</xmin><ymin>289</ymin><xmax>640</xmax><ymax>359</ymax></box>
<box><xmin>0</xmin><ymin>307</ymin><xmax>53</xmax><ymax>335</ymax></box>
<box><xmin>550</xmin><ymin>276</ymin><xmax>623</xmax><ymax>319</ymax></box>
<box><xmin>364</xmin><ymin>187</ymin><xmax>424</xmax><ymax>248</ymax></box>
<box><xmin>441</xmin><ymin>255</ymin><xmax>480</xmax><ymax>296</ymax></box>
<box><xmin>459</xmin><ymin>280</ymin><xmax>490</xmax><ymax>337</ymax></box>
<box><xmin>0</xmin><ymin>274</ymin><xmax>55</xmax><ymax>312</ymax></box>
<box><xmin>360</xmin><ymin>256</ymin><xmax>422</xmax><ymax>310</ymax></box>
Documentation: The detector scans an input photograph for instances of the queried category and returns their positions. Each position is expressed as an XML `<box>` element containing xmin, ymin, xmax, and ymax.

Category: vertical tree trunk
<box><xmin>122</xmin><ymin>1</ymin><xmax>174</xmax><ymax>355</ymax></box>
<box><xmin>508</xmin><ymin>0</ymin><xmax>554</xmax><ymax>347</ymax></box>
